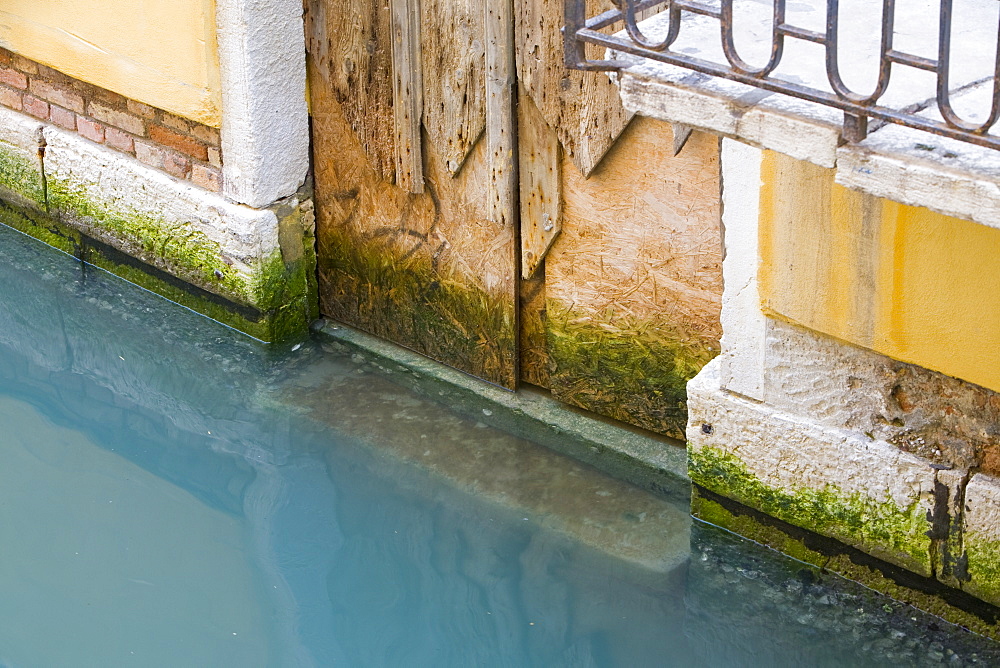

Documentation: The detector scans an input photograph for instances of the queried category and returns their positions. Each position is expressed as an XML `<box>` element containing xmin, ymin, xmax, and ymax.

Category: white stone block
<box><xmin>837</xmin><ymin>142</ymin><xmax>1000</xmax><ymax>230</ymax></box>
<box><xmin>688</xmin><ymin>358</ymin><xmax>939</xmax><ymax>575</ymax></box>
<box><xmin>961</xmin><ymin>473</ymin><xmax>1000</xmax><ymax>605</ymax></box>
<box><xmin>217</xmin><ymin>0</ymin><xmax>310</xmax><ymax>208</ymax></box>
<box><xmin>719</xmin><ymin>139</ymin><xmax>765</xmax><ymax>401</ymax></box>
<box><xmin>0</xmin><ymin>105</ymin><xmax>46</xmax><ymax>209</ymax></box>
<box><xmin>42</xmin><ymin>127</ymin><xmax>281</xmax><ymax>306</ymax></box>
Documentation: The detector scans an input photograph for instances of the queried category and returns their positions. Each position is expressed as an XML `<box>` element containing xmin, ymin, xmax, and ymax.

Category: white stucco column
<box><xmin>718</xmin><ymin>138</ymin><xmax>766</xmax><ymax>401</ymax></box>
<box><xmin>216</xmin><ymin>0</ymin><xmax>310</xmax><ymax>208</ymax></box>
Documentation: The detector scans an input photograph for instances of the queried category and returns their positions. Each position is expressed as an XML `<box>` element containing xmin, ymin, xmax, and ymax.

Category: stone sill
<box><xmin>610</xmin><ymin>1</ymin><xmax>1000</xmax><ymax>228</ymax></box>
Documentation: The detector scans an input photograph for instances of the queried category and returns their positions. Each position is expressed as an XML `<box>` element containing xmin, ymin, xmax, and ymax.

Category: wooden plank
<box><xmin>515</xmin><ymin>0</ymin><xmax>633</xmax><ymax>176</ymax></box>
<box><xmin>304</xmin><ymin>0</ymin><xmax>396</xmax><ymax>180</ymax></box>
<box><xmin>545</xmin><ymin>118</ymin><xmax>723</xmax><ymax>438</ymax></box>
<box><xmin>420</xmin><ymin>0</ymin><xmax>486</xmax><ymax>176</ymax></box>
<box><xmin>486</xmin><ymin>0</ymin><xmax>517</xmax><ymax>230</ymax></box>
<box><xmin>517</xmin><ymin>84</ymin><xmax>561</xmax><ymax>279</ymax></box>
<box><xmin>306</xmin><ymin>10</ymin><xmax>519</xmax><ymax>388</ymax></box>
<box><xmin>391</xmin><ymin>0</ymin><xmax>424</xmax><ymax>192</ymax></box>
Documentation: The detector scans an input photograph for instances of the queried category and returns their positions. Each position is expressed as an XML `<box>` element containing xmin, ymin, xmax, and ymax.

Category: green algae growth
<box><xmin>689</xmin><ymin>445</ymin><xmax>933</xmax><ymax>576</ymax></box>
<box><xmin>318</xmin><ymin>224</ymin><xmax>517</xmax><ymax>389</ymax></box>
<box><xmin>546</xmin><ymin>303</ymin><xmax>717</xmax><ymax>439</ymax></box>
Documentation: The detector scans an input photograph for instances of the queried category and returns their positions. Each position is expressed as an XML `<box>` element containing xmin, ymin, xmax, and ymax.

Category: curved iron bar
<box><xmin>566</xmin><ymin>0</ymin><xmax>1000</xmax><ymax>148</ymax></box>
<box><xmin>721</xmin><ymin>0</ymin><xmax>786</xmax><ymax>78</ymax></box>
<box><xmin>621</xmin><ymin>0</ymin><xmax>681</xmax><ymax>51</ymax></box>
<box><xmin>937</xmin><ymin>0</ymin><xmax>1000</xmax><ymax>133</ymax></box>
<box><xmin>825</xmin><ymin>0</ymin><xmax>895</xmax><ymax>105</ymax></box>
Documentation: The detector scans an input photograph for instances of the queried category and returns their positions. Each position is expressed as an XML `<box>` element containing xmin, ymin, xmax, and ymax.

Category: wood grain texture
<box><xmin>545</xmin><ymin>118</ymin><xmax>723</xmax><ymax>437</ymax></box>
<box><xmin>308</xmin><ymin>53</ymin><xmax>518</xmax><ymax>388</ymax></box>
<box><xmin>305</xmin><ymin>0</ymin><xmax>397</xmax><ymax>181</ymax></box>
<box><xmin>517</xmin><ymin>85</ymin><xmax>561</xmax><ymax>279</ymax></box>
<box><xmin>515</xmin><ymin>0</ymin><xmax>633</xmax><ymax>176</ymax></box>
<box><xmin>486</xmin><ymin>0</ymin><xmax>518</xmax><ymax>230</ymax></box>
<box><xmin>420</xmin><ymin>0</ymin><xmax>486</xmax><ymax>176</ymax></box>
<box><xmin>391</xmin><ymin>0</ymin><xmax>424</xmax><ymax>192</ymax></box>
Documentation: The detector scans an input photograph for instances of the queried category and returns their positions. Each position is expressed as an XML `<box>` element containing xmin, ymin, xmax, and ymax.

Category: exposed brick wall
<box><xmin>0</xmin><ymin>48</ymin><xmax>223</xmax><ymax>193</ymax></box>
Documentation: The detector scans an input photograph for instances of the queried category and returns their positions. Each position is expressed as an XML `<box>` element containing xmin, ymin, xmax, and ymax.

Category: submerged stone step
<box><xmin>277</xmin><ymin>339</ymin><xmax>691</xmax><ymax>574</ymax></box>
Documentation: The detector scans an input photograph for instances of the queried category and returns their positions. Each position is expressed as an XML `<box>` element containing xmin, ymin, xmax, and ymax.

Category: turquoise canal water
<box><xmin>1</xmin><ymin>221</ymin><xmax>1000</xmax><ymax>667</ymax></box>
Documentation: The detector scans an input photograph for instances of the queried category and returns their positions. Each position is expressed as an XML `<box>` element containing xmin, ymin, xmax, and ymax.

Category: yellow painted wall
<box><xmin>759</xmin><ymin>150</ymin><xmax>1000</xmax><ymax>393</ymax></box>
<box><xmin>0</xmin><ymin>0</ymin><xmax>221</xmax><ymax>127</ymax></box>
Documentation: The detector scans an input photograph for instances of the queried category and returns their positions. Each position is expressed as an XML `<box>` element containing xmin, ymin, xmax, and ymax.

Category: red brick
<box><xmin>207</xmin><ymin>147</ymin><xmax>222</xmax><ymax>168</ymax></box>
<box><xmin>92</xmin><ymin>87</ymin><xmax>127</xmax><ymax>108</ymax></box>
<box><xmin>191</xmin><ymin>163</ymin><xmax>221</xmax><ymax>192</ymax></box>
<box><xmin>105</xmin><ymin>126</ymin><xmax>134</xmax><ymax>153</ymax></box>
<box><xmin>23</xmin><ymin>95</ymin><xmax>48</xmax><ymax>120</ymax></box>
<box><xmin>36</xmin><ymin>64</ymin><xmax>72</xmax><ymax>87</ymax></box>
<box><xmin>148</xmin><ymin>124</ymin><xmax>208</xmax><ymax>161</ymax></box>
<box><xmin>0</xmin><ymin>86</ymin><xmax>22</xmax><ymax>111</ymax></box>
<box><xmin>160</xmin><ymin>112</ymin><xmax>191</xmax><ymax>134</ymax></box>
<box><xmin>126</xmin><ymin>99</ymin><xmax>156</xmax><ymax>119</ymax></box>
<box><xmin>77</xmin><ymin>116</ymin><xmax>105</xmax><ymax>143</ymax></box>
<box><xmin>49</xmin><ymin>105</ymin><xmax>76</xmax><ymax>130</ymax></box>
<box><xmin>12</xmin><ymin>55</ymin><xmax>37</xmax><ymax>75</ymax></box>
<box><xmin>135</xmin><ymin>140</ymin><xmax>166</xmax><ymax>169</ymax></box>
<box><xmin>89</xmin><ymin>102</ymin><xmax>145</xmax><ymax>136</ymax></box>
<box><xmin>0</xmin><ymin>66</ymin><xmax>26</xmax><ymax>90</ymax></box>
<box><xmin>135</xmin><ymin>140</ymin><xmax>189</xmax><ymax>178</ymax></box>
<box><xmin>28</xmin><ymin>80</ymin><xmax>84</xmax><ymax>113</ymax></box>
<box><xmin>190</xmin><ymin>123</ymin><xmax>221</xmax><ymax>146</ymax></box>
<box><xmin>162</xmin><ymin>151</ymin><xmax>191</xmax><ymax>179</ymax></box>
<box><xmin>0</xmin><ymin>50</ymin><xmax>12</xmax><ymax>68</ymax></box>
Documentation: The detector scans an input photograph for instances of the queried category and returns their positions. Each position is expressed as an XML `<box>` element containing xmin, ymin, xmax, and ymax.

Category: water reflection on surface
<box><xmin>1</xmin><ymin>221</ymin><xmax>999</xmax><ymax>666</ymax></box>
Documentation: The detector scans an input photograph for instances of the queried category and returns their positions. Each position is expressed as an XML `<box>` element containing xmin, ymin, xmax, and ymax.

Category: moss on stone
<box><xmin>0</xmin><ymin>199</ymin><xmax>79</xmax><ymax>254</ymax></box>
<box><xmin>0</xmin><ymin>142</ymin><xmax>45</xmax><ymax>206</ymax></box>
<box><xmin>693</xmin><ymin>493</ymin><xmax>831</xmax><ymax>566</ymax></box>
<box><xmin>45</xmin><ymin>175</ymin><xmax>257</xmax><ymax>305</ymax></box>
<box><xmin>692</xmin><ymin>487</ymin><xmax>1000</xmax><ymax>640</ymax></box>
<box><xmin>546</xmin><ymin>303</ymin><xmax>717</xmax><ymax>439</ymax></box>
<box><xmin>0</xmin><ymin>196</ymin><xmax>312</xmax><ymax>342</ymax></box>
<box><xmin>318</xmin><ymin>224</ymin><xmax>517</xmax><ymax>388</ymax></box>
<box><xmin>964</xmin><ymin>534</ymin><xmax>1000</xmax><ymax>607</ymax></box>
<box><xmin>689</xmin><ymin>445</ymin><xmax>933</xmax><ymax>575</ymax></box>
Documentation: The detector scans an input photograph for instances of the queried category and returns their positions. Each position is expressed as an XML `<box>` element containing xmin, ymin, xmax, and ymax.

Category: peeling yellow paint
<box><xmin>0</xmin><ymin>0</ymin><xmax>221</xmax><ymax>126</ymax></box>
<box><xmin>760</xmin><ymin>150</ymin><xmax>1000</xmax><ymax>393</ymax></box>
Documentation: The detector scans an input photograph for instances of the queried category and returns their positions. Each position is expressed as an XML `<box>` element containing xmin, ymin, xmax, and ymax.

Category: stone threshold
<box><xmin>311</xmin><ymin>318</ymin><xmax>691</xmax><ymax>498</ymax></box>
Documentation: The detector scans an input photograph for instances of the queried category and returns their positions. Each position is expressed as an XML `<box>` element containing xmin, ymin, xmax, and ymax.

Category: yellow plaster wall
<box><xmin>0</xmin><ymin>0</ymin><xmax>221</xmax><ymax>127</ymax></box>
<box><xmin>759</xmin><ymin>150</ymin><xmax>1000</xmax><ymax>393</ymax></box>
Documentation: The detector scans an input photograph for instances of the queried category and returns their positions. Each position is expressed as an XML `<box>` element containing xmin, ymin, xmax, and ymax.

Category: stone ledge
<box><xmin>0</xmin><ymin>105</ymin><xmax>45</xmax><ymax>209</ymax></box>
<box><xmin>611</xmin><ymin>4</ymin><xmax>1000</xmax><ymax>226</ymax></box>
<box><xmin>313</xmin><ymin>319</ymin><xmax>691</xmax><ymax>497</ymax></box>
<box><xmin>0</xmin><ymin>104</ymin><xmax>314</xmax><ymax>341</ymax></box>
<box><xmin>688</xmin><ymin>357</ymin><xmax>939</xmax><ymax>577</ymax></box>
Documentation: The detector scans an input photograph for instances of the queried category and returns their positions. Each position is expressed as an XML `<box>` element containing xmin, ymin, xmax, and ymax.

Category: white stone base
<box><xmin>0</xmin><ymin>104</ymin><xmax>314</xmax><ymax>340</ymax></box>
<box><xmin>687</xmin><ymin>357</ymin><xmax>940</xmax><ymax>576</ymax></box>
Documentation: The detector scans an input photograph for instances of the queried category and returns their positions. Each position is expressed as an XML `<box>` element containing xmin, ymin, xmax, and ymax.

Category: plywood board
<box><xmin>391</xmin><ymin>0</ymin><xmax>425</xmax><ymax>192</ymax></box>
<box><xmin>420</xmin><ymin>0</ymin><xmax>486</xmax><ymax>176</ymax></box>
<box><xmin>486</xmin><ymin>0</ymin><xmax>517</xmax><ymax>230</ymax></box>
<box><xmin>518</xmin><ymin>85</ymin><xmax>561</xmax><ymax>279</ymax></box>
<box><xmin>308</xmin><ymin>50</ymin><xmax>518</xmax><ymax>388</ymax></box>
<box><xmin>515</xmin><ymin>0</ymin><xmax>633</xmax><ymax>176</ymax></box>
<box><xmin>545</xmin><ymin>117</ymin><xmax>723</xmax><ymax>438</ymax></box>
<box><xmin>305</xmin><ymin>0</ymin><xmax>396</xmax><ymax>180</ymax></box>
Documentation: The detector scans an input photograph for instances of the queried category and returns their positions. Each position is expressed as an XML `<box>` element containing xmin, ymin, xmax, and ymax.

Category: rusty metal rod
<box><xmin>565</xmin><ymin>0</ymin><xmax>1000</xmax><ymax>147</ymax></box>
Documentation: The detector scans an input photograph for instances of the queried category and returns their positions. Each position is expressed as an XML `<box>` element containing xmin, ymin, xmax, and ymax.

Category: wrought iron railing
<box><xmin>564</xmin><ymin>0</ymin><xmax>1000</xmax><ymax>150</ymax></box>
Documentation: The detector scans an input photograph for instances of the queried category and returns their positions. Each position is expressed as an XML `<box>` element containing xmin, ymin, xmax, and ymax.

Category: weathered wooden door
<box><xmin>305</xmin><ymin>0</ymin><xmax>519</xmax><ymax>388</ymax></box>
<box><xmin>305</xmin><ymin>0</ymin><xmax>724</xmax><ymax>436</ymax></box>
